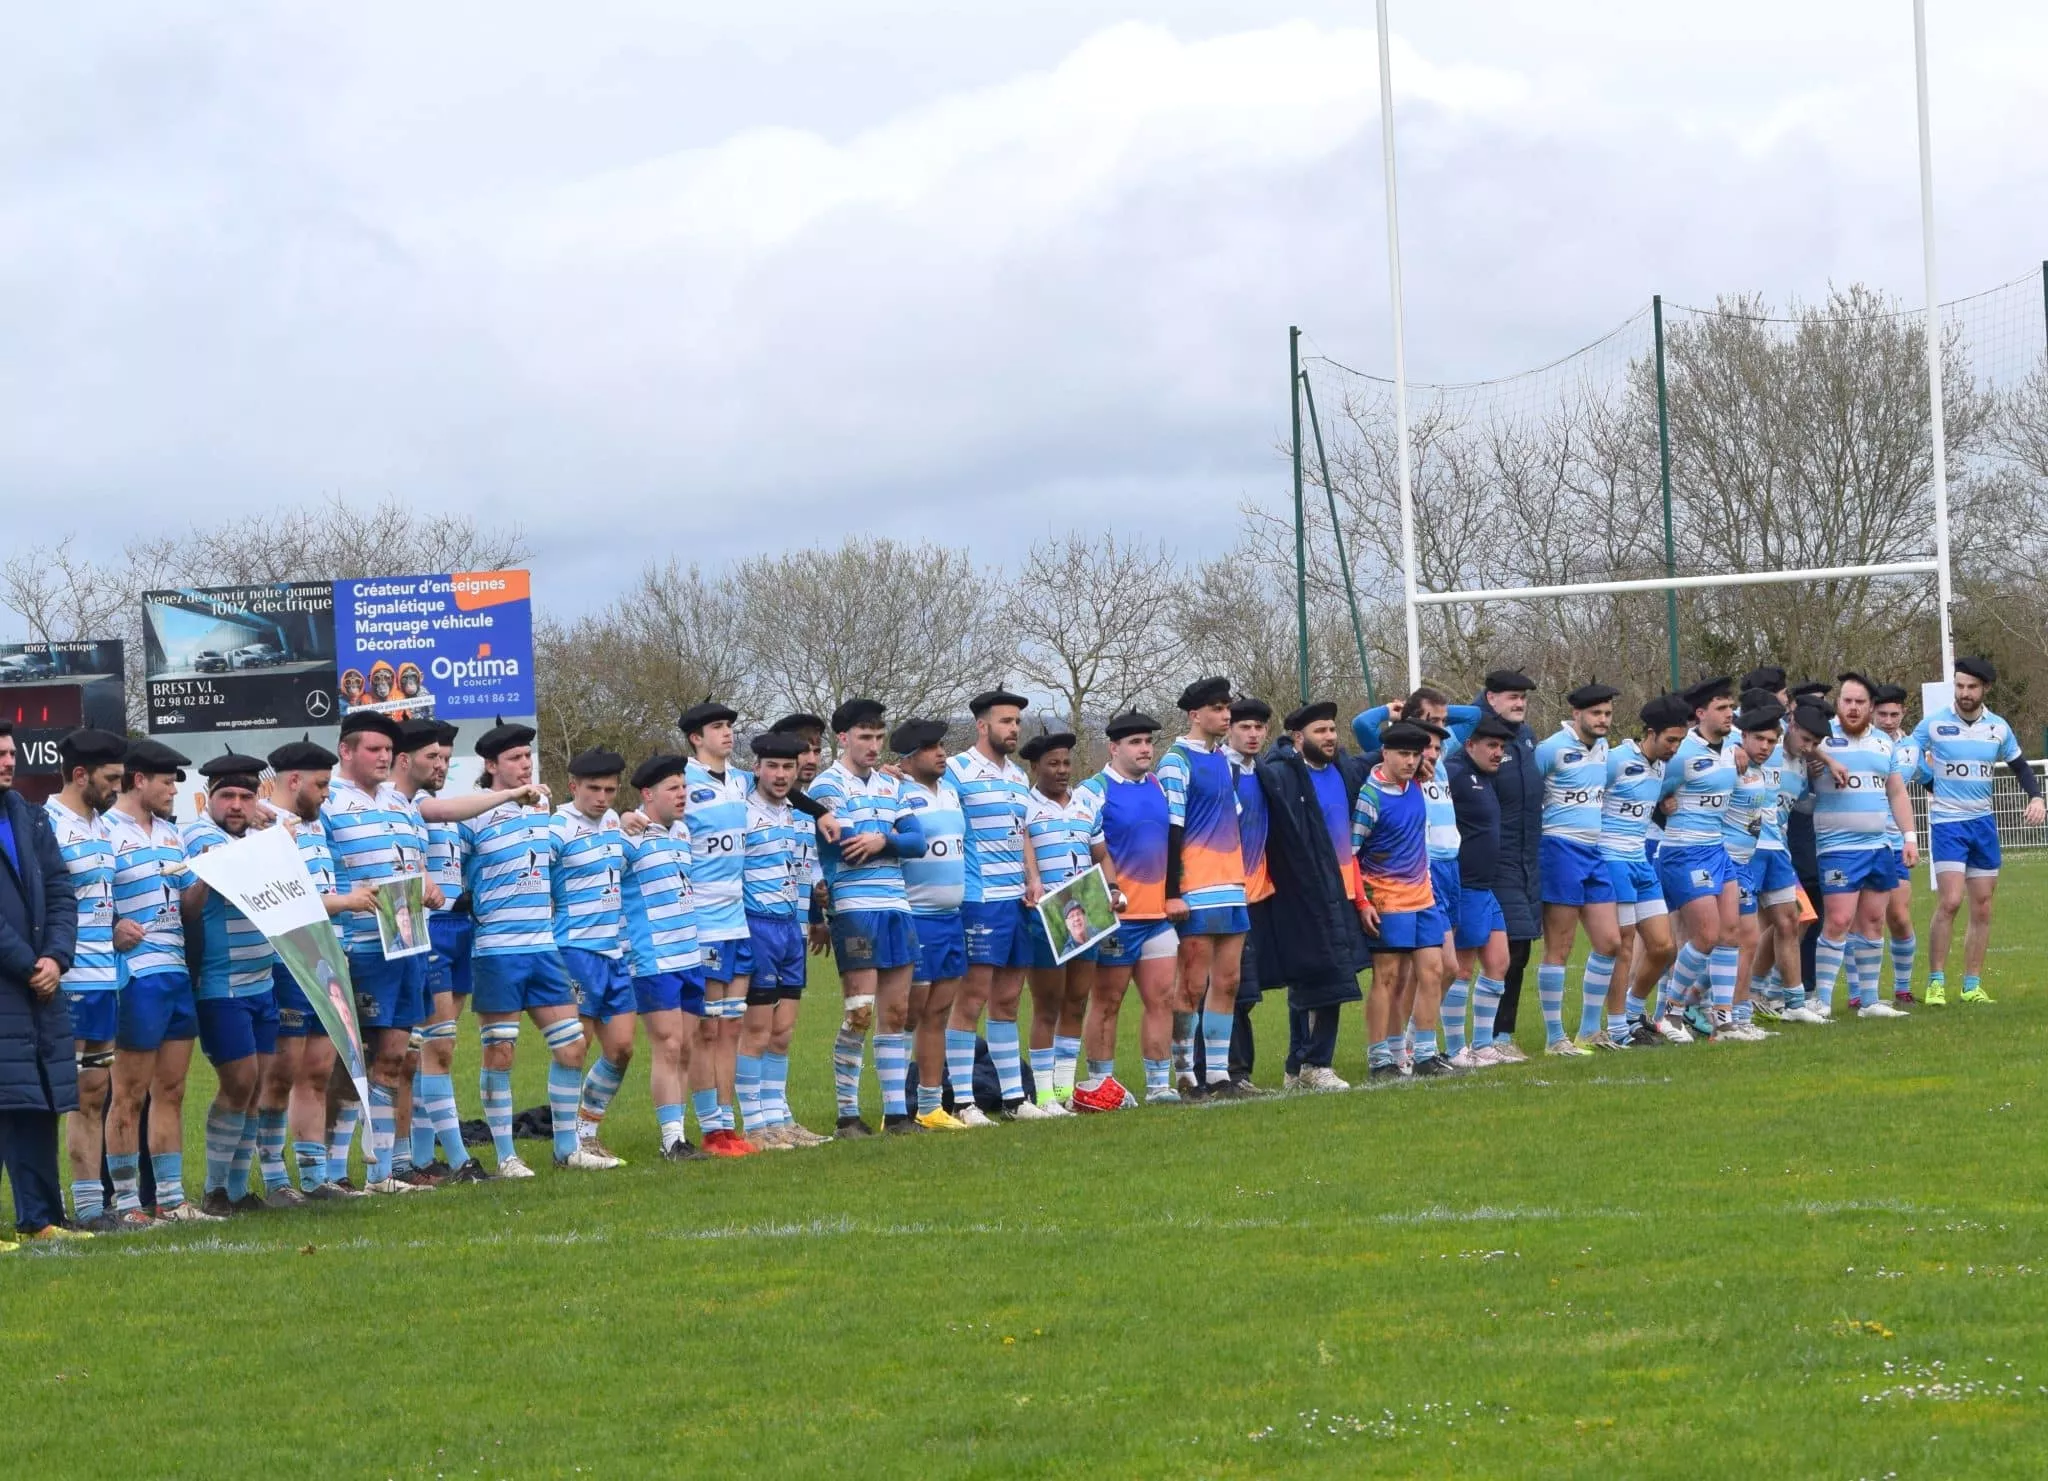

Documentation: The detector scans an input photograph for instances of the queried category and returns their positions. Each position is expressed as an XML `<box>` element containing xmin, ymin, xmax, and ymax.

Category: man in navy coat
<box><xmin>0</xmin><ymin>722</ymin><xmax>82</xmax><ymax>1242</ymax></box>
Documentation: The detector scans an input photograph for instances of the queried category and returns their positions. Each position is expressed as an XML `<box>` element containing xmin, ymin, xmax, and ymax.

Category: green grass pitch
<box><xmin>8</xmin><ymin>859</ymin><xmax>2048</xmax><ymax>1478</ymax></box>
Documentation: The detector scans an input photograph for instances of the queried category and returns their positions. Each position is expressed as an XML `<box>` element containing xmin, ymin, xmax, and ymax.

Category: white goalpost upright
<box><xmin>1370</xmin><ymin>1</ymin><xmax>1959</xmax><ymax>695</ymax></box>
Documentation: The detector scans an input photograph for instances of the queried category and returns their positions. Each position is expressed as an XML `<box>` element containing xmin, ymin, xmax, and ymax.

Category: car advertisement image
<box><xmin>143</xmin><ymin>582</ymin><xmax>338</xmax><ymax>733</ymax></box>
<box><xmin>0</xmin><ymin>638</ymin><xmax>127</xmax><ymax>799</ymax></box>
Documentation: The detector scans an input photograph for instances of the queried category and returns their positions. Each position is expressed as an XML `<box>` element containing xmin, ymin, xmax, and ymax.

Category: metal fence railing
<box><xmin>1903</xmin><ymin>760</ymin><xmax>2048</xmax><ymax>854</ymax></box>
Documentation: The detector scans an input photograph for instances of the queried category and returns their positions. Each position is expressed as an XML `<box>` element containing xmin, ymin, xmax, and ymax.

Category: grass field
<box><xmin>8</xmin><ymin>859</ymin><xmax>2048</xmax><ymax>1478</ymax></box>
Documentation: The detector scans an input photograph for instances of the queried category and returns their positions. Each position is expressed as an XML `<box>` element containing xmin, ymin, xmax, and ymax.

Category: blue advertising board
<box><xmin>331</xmin><ymin>570</ymin><xmax>534</xmax><ymax>721</ymax></box>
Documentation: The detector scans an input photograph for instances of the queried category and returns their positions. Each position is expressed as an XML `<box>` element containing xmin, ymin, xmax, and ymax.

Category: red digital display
<box><xmin>1</xmin><ymin>684</ymin><xmax>85</xmax><ymax>730</ymax></box>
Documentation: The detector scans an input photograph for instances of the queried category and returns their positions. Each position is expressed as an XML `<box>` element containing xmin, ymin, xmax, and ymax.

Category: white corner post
<box><xmin>1375</xmin><ymin>0</ymin><xmax>1422</xmax><ymax>693</ymax></box>
<box><xmin>1914</xmin><ymin>0</ymin><xmax>1957</xmax><ymax>680</ymax></box>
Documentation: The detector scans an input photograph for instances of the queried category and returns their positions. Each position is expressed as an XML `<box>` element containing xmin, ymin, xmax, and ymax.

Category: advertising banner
<box><xmin>0</xmin><ymin>639</ymin><xmax>126</xmax><ymax>778</ymax></box>
<box><xmin>332</xmin><ymin>571</ymin><xmax>534</xmax><ymax>721</ymax></box>
<box><xmin>143</xmin><ymin>583</ymin><xmax>338</xmax><ymax>734</ymax></box>
<box><xmin>182</xmin><ymin>823</ymin><xmax>374</xmax><ymax>1111</ymax></box>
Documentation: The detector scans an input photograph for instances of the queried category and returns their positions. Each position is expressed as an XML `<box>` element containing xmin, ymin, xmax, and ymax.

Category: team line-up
<box><xmin>2</xmin><ymin>654</ymin><xmax>2036</xmax><ymax>1241</ymax></box>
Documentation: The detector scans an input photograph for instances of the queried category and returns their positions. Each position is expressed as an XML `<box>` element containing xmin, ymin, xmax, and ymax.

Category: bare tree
<box><xmin>1006</xmin><ymin>531</ymin><xmax>1189</xmax><ymax>764</ymax></box>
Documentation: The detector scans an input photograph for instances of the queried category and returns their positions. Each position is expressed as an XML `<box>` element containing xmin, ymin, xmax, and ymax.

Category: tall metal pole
<box><xmin>1913</xmin><ymin>0</ymin><xmax>1956</xmax><ymax>681</ymax></box>
<box><xmin>1290</xmin><ymin>326</ymin><xmax>1310</xmax><ymax>704</ymax></box>
<box><xmin>1653</xmin><ymin>295</ymin><xmax>1681</xmax><ymax>689</ymax></box>
<box><xmin>1375</xmin><ymin>0</ymin><xmax>1422</xmax><ymax>692</ymax></box>
<box><xmin>1300</xmin><ymin>371</ymin><xmax>1377</xmax><ymax>705</ymax></box>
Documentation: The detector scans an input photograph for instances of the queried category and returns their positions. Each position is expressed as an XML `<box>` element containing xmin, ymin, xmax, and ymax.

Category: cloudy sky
<box><xmin>5</xmin><ymin>1</ymin><xmax>2045</xmax><ymax>620</ymax></box>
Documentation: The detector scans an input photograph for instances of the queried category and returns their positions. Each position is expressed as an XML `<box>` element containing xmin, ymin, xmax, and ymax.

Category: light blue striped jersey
<box><xmin>809</xmin><ymin>760</ymin><xmax>913</xmax><ymax>914</ymax></box>
<box><xmin>425</xmin><ymin>815</ymin><xmax>465</xmax><ymax>913</ymax></box>
<box><xmin>1811</xmin><ymin>726</ymin><xmax>1903</xmax><ymax>857</ymax></box>
<box><xmin>1533</xmin><ymin>727</ymin><xmax>1607</xmax><ymax>845</ymax></box>
<box><xmin>1878</xmin><ymin>729</ymin><xmax>1916</xmax><ymax>846</ymax></box>
<box><xmin>549</xmin><ymin>805</ymin><xmax>624</xmax><ymax>956</ymax></box>
<box><xmin>621</xmin><ymin>820</ymin><xmax>700</xmax><ymax>977</ymax></box>
<box><xmin>1598</xmin><ymin>741</ymin><xmax>1663</xmax><ymax>862</ymax></box>
<box><xmin>107</xmin><ymin>808</ymin><xmax>189</xmax><ymax>980</ymax></box>
<box><xmin>683</xmin><ymin>760</ymin><xmax>750</xmax><ymax>942</ymax></box>
<box><xmin>282</xmin><ymin>810</ymin><xmax>338</xmax><ymax>893</ymax></box>
<box><xmin>1911</xmin><ymin>706</ymin><xmax>2021</xmax><ymax>824</ymax></box>
<box><xmin>44</xmin><ymin>799</ymin><xmax>117</xmax><ymax>991</ymax></box>
<box><xmin>742</xmin><ymin>793</ymin><xmax>811</xmax><ymax>920</ymax></box>
<box><xmin>1420</xmin><ymin>776</ymin><xmax>1461</xmax><ymax>862</ymax></box>
<box><xmin>944</xmin><ymin>749</ymin><xmax>1032</xmax><ymax>904</ymax></box>
<box><xmin>1755</xmin><ymin>745</ymin><xmax>1799</xmax><ymax>852</ymax></box>
<box><xmin>1659</xmin><ymin>731</ymin><xmax>1738</xmax><ymax>848</ymax></box>
<box><xmin>900</xmin><ymin>778</ymin><xmax>966</xmax><ymax>915</ymax></box>
<box><xmin>1026</xmin><ymin>787</ymin><xmax>1099</xmax><ymax>887</ymax></box>
<box><xmin>322</xmin><ymin>778</ymin><xmax>427</xmax><ymax>954</ymax></box>
<box><xmin>458</xmin><ymin>800</ymin><xmax>557</xmax><ymax>956</ymax></box>
<box><xmin>182</xmin><ymin>818</ymin><xmax>275</xmax><ymax>998</ymax></box>
<box><xmin>1721</xmin><ymin>756</ymin><xmax>1774</xmax><ymax>864</ymax></box>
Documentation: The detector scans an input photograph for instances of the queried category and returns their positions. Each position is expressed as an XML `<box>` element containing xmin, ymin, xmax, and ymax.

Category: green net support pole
<box><xmin>1298</xmin><ymin>370</ymin><xmax>1376</xmax><ymax>706</ymax></box>
<box><xmin>1653</xmin><ymin>294</ymin><xmax>1681</xmax><ymax>690</ymax></box>
<box><xmin>1290</xmin><ymin>327</ymin><xmax>1310</xmax><ymax>705</ymax></box>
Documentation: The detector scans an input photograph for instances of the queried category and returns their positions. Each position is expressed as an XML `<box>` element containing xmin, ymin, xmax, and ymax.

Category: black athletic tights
<box><xmin>1492</xmin><ymin>937</ymin><xmax>1534</xmax><ymax>1036</ymax></box>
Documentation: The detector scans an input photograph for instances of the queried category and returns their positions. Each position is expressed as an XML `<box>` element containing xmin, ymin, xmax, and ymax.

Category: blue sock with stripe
<box><xmin>691</xmin><ymin>1088</ymin><xmax>718</xmax><ymax>1139</ymax></box>
<box><xmin>1890</xmin><ymin>933</ymin><xmax>1915</xmax><ymax>997</ymax></box>
<box><xmin>581</xmin><ymin>1055</ymin><xmax>627</xmax><ymax>1136</ymax></box>
<box><xmin>1083</xmin><ymin>1057</ymin><xmax>1116</xmax><ymax>1092</ymax></box>
<box><xmin>152</xmin><ymin>1151</ymin><xmax>186</xmax><ymax>1210</ymax></box>
<box><xmin>227</xmin><ymin>1109</ymin><xmax>260</xmax><ymax>1201</ymax></box>
<box><xmin>762</xmin><ymin>1051</ymin><xmax>792</xmax><ymax>1125</ymax></box>
<box><xmin>1708</xmin><ymin>945</ymin><xmax>1739</xmax><ymax>1013</ymax></box>
<box><xmin>987</xmin><ymin>1020</ymin><xmax>1024</xmax><ymax>1104</ymax></box>
<box><xmin>834</xmin><ymin>1027</ymin><xmax>866</xmax><ymax>1118</ymax></box>
<box><xmin>736</xmin><ymin>1054</ymin><xmax>764</xmax><ymax>1130</ymax></box>
<box><xmin>1200</xmin><ymin>1010</ymin><xmax>1234</xmax><ymax>1085</ymax></box>
<box><xmin>295</xmin><ymin>1139</ymin><xmax>327</xmax><ymax>1190</ymax></box>
<box><xmin>657</xmin><ymin>1102</ymin><xmax>686</xmax><ymax>1150</ymax></box>
<box><xmin>1537</xmin><ymin>963</ymin><xmax>1567</xmax><ymax>1045</ymax></box>
<box><xmin>479</xmin><ymin>1069</ymin><xmax>514</xmax><ymax>1163</ymax></box>
<box><xmin>1030</xmin><ymin>1044</ymin><xmax>1056</xmax><ymax>1102</ymax></box>
<box><xmin>1143</xmin><ymin>1057</ymin><xmax>1171</xmax><ymax>1097</ymax></box>
<box><xmin>203</xmin><ymin>1103</ymin><xmax>242</xmax><ymax>1195</ymax></box>
<box><xmin>1579</xmin><ymin>953</ymin><xmax>1615</xmax><ymax>1040</ymax></box>
<box><xmin>1442</xmin><ymin>977</ymin><xmax>1470</xmax><ymax>1057</ymax></box>
<box><xmin>546</xmin><ymin>1060</ymin><xmax>582</xmax><ymax>1159</ymax></box>
<box><xmin>419</xmin><ymin>1073</ymin><xmax>465</xmax><ymax>1168</ymax></box>
<box><xmin>109</xmin><ymin>1152</ymin><xmax>141</xmax><ymax>1213</ymax></box>
<box><xmin>943</xmin><ymin>1029</ymin><xmax>977</xmax><ymax>1105</ymax></box>
<box><xmin>1471</xmin><ymin>976</ymin><xmax>1503</xmax><ymax>1048</ymax></box>
<box><xmin>366</xmin><ymin>1084</ymin><xmax>397</xmax><ymax>1184</ymax></box>
<box><xmin>72</xmin><ymin>1177</ymin><xmax>104</xmax><ymax>1222</ymax></box>
<box><xmin>411</xmin><ymin>1066</ymin><xmax>436</xmax><ymax>1168</ymax></box>
<box><xmin>257</xmin><ymin>1107</ymin><xmax>289</xmax><ymax>1193</ymax></box>
<box><xmin>327</xmin><ymin>1099</ymin><xmax>360</xmax><ymax>1177</ymax></box>
<box><xmin>1813</xmin><ymin>935</ymin><xmax>1847</xmax><ymax>1010</ymax></box>
<box><xmin>1852</xmin><ymin>934</ymin><xmax>1883</xmax><ymax>1009</ymax></box>
<box><xmin>876</xmin><ymin>1032</ymin><xmax>912</xmax><ymax>1117</ymax></box>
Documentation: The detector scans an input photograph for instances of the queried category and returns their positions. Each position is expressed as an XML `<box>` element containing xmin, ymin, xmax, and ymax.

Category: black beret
<box><xmin>1176</xmin><ymin>676</ymin><xmax>1233</xmax><ymax>712</ymax></box>
<box><xmin>124</xmin><ymin>738</ymin><xmax>191</xmax><ymax>779</ymax></box>
<box><xmin>1019</xmin><ymin>731</ymin><xmax>1078</xmax><ymax>764</ymax></box>
<box><xmin>199</xmin><ymin>750</ymin><xmax>266</xmax><ymax>790</ymax></box>
<box><xmin>1638</xmin><ymin>694</ymin><xmax>1690</xmax><ymax>731</ymax></box>
<box><xmin>1738</xmin><ymin>686</ymin><xmax>1779</xmax><ymax>714</ymax></box>
<box><xmin>394</xmin><ymin>718</ymin><xmax>444</xmax><ymax>754</ymax></box>
<box><xmin>1483</xmin><ymin>668</ymin><xmax>1536</xmax><ymax>692</ymax></box>
<box><xmin>1283</xmin><ymin>701</ymin><xmax>1338</xmax><ymax>731</ymax></box>
<box><xmin>831</xmin><ymin>698</ymin><xmax>887</xmax><ymax>733</ymax></box>
<box><xmin>340</xmin><ymin>709</ymin><xmax>401</xmax><ymax>742</ymax></box>
<box><xmin>750</xmin><ymin>732</ymin><xmax>806</xmax><ymax>761</ymax></box>
<box><xmin>1104</xmin><ymin>710</ymin><xmax>1160</xmax><ymax>741</ymax></box>
<box><xmin>1871</xmin><ymin>683</ymin><xmax>1909</xmax><ymax>706</ymax></box>
<box><xmin>1956</xmin><ymin>655</ymin><xmax>1996</xmax><ymax>685</ymax></box>
<box><xmin>1565</xmin><ymin>681</ymin><xmax>1620</xmax><ymax>708</ymax></box>
<box><xmin>434</xmin><ymin>721</ymin><xmax>460</xmax><ymax>747</ymax></box>
<box><xmin>1741</xmin><ymin>665</ymin><xmax>1787</xmax><ymax>693</ymax></box>
<box><xmin>630</xmin><ymin>753</ymin><xmax>688</xmax><ymax>791</ymax></box>
<box><xmin>1683</xmin><ymin>676</ymin><xmax>1733</xmax><ymax>709</ymax></box>
<box><xmin>267</xmin><ymin>737</ymin><xmax>338</xmax><ymax>772</ymax></box>
<box><xmin>1790</xmin><ymin>680</ymin><xmax>1832</xmax><ymax>699</ymax></box>
<box><xmin>1835</xmin><ymin>670</ymin><xmax>1875</xmax><ymax>695</ymax></box>
<box><xmin>475</xmin><ymin>716</ymin><xmax>537</xmax><ymax>760</ymax></box>
<box><xmin>968</xmin><ymin>688</ymin><xmax>1029</xmax><ymax>717</ymax></box>
<box><xmin>767</xmin><ymin>712</ymin><xmax>826</xmax><ymax>737</ymax></box>
<box><xmin>567</xmin><ymin>747</ymin><xmax>626</xmax><ymax>778</ymax></box>
<box><xmin>1470</xmin><ymin>713</ymin><xmax>1519</xmax><ymax>742</ymax></box>
<box><xmin>1413</xmin><ymin>719</ymin><xmax>1450</xmax><ymax>740</ymax></box>
<box><xmin>1791</xmin><ymin>703</ymin><xmax>1834</xmax><ymax>739</ymax></box>
<box><xmin>57</xmin><ymin>728</ymin><xmax>127</xmax><ymax>769</ymax></box>
<box><xmin>1737</xmin><ymin>702</ymin><xmax>1785</xmax><ymax>733</ymax></box>
<box><xmin>1379</xmin><ymin>720</ymin><xmax>1431</xmax><ymax>752</ymax></box>
<box><xmin>1229</xmin><ymin>697</ymin><xmax>1273</xmax><ymax>724</ymax></box>
<box><xmin>888</xmin><ymin>719</ymin><xmax>948</xmax><ymax>756</ymax></box>
<box><xmin>678</xmin><ymin>701</ymin><xmax>739</xmax><ymax>737</ymax></box>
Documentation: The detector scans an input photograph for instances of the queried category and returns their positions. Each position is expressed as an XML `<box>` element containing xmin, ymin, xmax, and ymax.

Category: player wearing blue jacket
<box><xmin>1533</xmin><ymin>682</ymin><xmax>1620</xmax><ymax>1057</ymax></box>
<box><xmin>1914</xmin><ymin>656</ymin><xmax>2044</xmax><ymax>1005</ymax></box>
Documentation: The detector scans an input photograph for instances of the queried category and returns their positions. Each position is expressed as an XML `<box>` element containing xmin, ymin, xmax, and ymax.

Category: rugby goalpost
<box><xmin>1367</xmin><ymin>0</ymin><xmax>1958</xmax><ymax>696</ymax></box>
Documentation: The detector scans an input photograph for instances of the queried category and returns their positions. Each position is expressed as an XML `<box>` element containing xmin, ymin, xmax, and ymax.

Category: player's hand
<box><xmin>423</xmin><ymin>882</ymin><xmax>446</xmax><ymax>911</ymax></box>
<box><xmin>28</xmin><ymin>957</ymin><xmax>62</xmax><ymax>996</ymax></box>
<box><xmin>1384</xmin><ymin>700</ymin><xmax>1405</xmax><ymax>721</ymax></box>
<box><xmin>1357</xmin><ymin>900</ymin><xmax>1381</xmax><ymax>935</ymax></box>
<box><xmin>112</xmin><ymin>919</ymin><xmax>146</xmax><ymax>951</ymax></box>
<box><xmin>2026</xmin><ymin>797</ymin><xmax>2046</xmax><ymax>828</ymax></box>
<box><xmin>815</xmin><ymin>813</ymin><xmax>843</xmax><ymax>845</ymax></box>
<box><xmin>1164</xmin><ymin>897</ymin><xmax>1189</xmax><ymax>924</ymax></box>
<box><xmin>879</xmin><ymin>762</ymin><xmax>906</xmax><ymax>780</ymax></box>
<box><xmin>808</xmin><ymin>923</ymin><xmax>832</xmax><ymax>956</ymax></box>
<box><xmin>1107</xmin><ymin>886</ymin><xmax>1128</xmax><ymax>916</ymax></box>
<box><xmin>618</xmin><ymin>809</ymin><xmax>649</xmax><ymax>837</ymax></box>
<box><xmin>1732</xmin><ymin>748</ymin><xmax>1751</xmax><ymax>773</ymax></box>
<box><xmin>1023</xmin><ymin>883</ymin><xmax>1044</xmax><ymax>909</ymax></box>
<box><xmin>513</xmin><ymin>784</ymin><xmax>547</xmax><ymax>808</ymax></box>
<box><xmin>1824</xmin><ymin>757</ymin><xmax>1850</xmax><ymax>788</ymax></box>
<box><xmin>338</xmin><ymin>885</ymin><xmax>377</xmax><ymax>913</ymax></box>
<box><xmin>840</xmin><ymin>831</ymin><xmax>884</xmax><ymax>863</ymax></box>
<box><xmin>1901</xmin><ymin>837</ymin><xmax>1919</xmax><ymax>869</ymax></box>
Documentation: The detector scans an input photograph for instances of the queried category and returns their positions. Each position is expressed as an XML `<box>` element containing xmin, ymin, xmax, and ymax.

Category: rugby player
<box><xmin>679</xmin><ymin>702</ymin><xmax>754</xmax><ymax>1153</ymax></box>
<box><xmin>739</xmin><ymin>732</ymin><xmax>826</xmax><ymax>1143</ymax></box>
<box><xmin>1599</xmin><ymin>696</ymin><xmax>1686</xmax><ymax>1049</ymax></box>
<box><xmin>1072</xmin><ymin>712</ymin><xmax>1173</xmax><ymax>1109</ymax></box>
<box><xmin>1398</xmin><ymin>722</ymin><xmax>1459</xmax><ymax>1075</ymax></box>
<box><xmin>619</xmin><ymin>754</ymin><xmax>711</xmax><ymax>1160</ymax></box>
<box><xmin>944</xmin><ymin>689</ymin><xmax>1048</xmax><ymax>1120</ymax></box>
<box><xmin>1021</xmin><ymin>728</ymin><xmax>1099</xmax><ymax>1111</ymax></box>
<box><xmin>1224</xmin><ymin>701</ymin><xmax>1274</xmax><ymax>1085</ymax></box>
<box><xmin>1533</xmin><ymin>683</ymin><xmax>1621</xmax><ymax>1057</ymax></box>
<box><xmin>1913</xmin><ymin>656</ymin><xmax>2043</xmax><ymax>1005</ymax></box>
<box><xmin>1720</xmin><ymin>700</ymin><xmax>1786</xmax><ymax>1041</ymax></box>
<box><xmin>1352</xmin><ymin>721</ymin><xmax>1436</xmax><ymax>1080</ymax></box>
<box><xmin>43</xmin><ymin>730</ymin><xmax>126</xmax><ymax>1227</ymax></box>
<box><xmin>1158</xmin><ymin>677</ymin><xmax>1255</xmax><ymax>1099</ymax></box>
<box><xmin>1871</xmin><ymin>684</ymin><xmax>1920</xmax><ymax>1004</ymax></box>
<box><xmin>1654</xmin><ymin>678</ymin><xmax>1743</xmax><ymax>1042</ymax></box>
<box><xmin>1807</xmin><ymin>674</ymin><xmax>1917</xmax><ymax>1019</ymax></box>
<box><xmin>894</xmin><ymin>719</ymin><xmax>972</xmax><ymax>1132</ymax></box>
<box><xmin>1445</xmin><ymin>714</ymin><xmax>1517</xmax><ymax>1068</ymax></box>
<box><xmin>553</xmin><ymin>747</ymin><xmax>631</xmax><ymax>1170</ymax></box>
